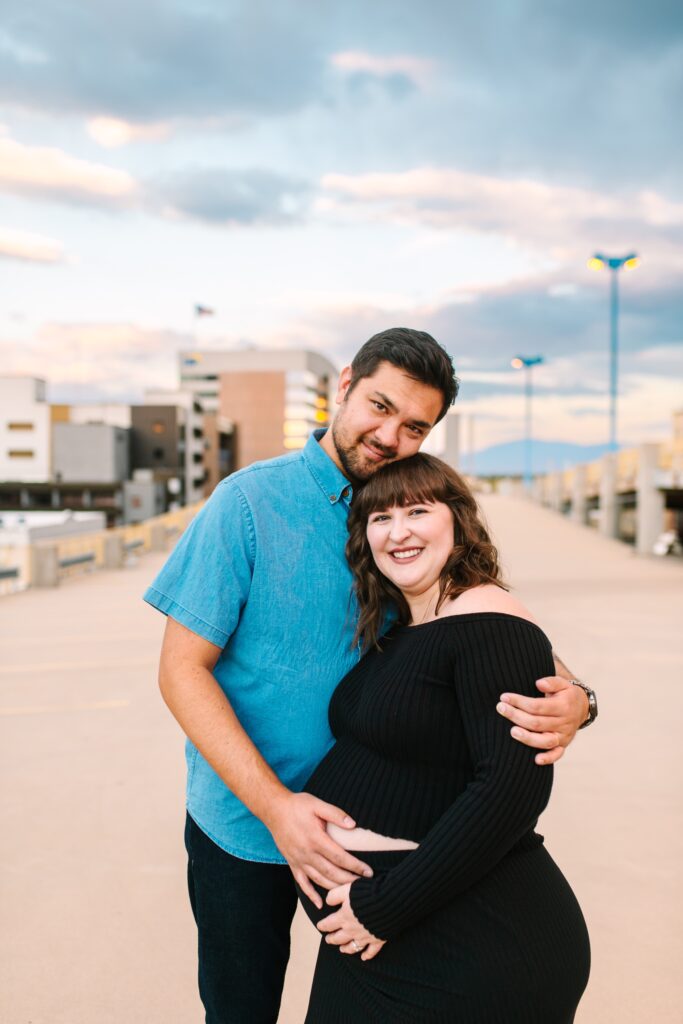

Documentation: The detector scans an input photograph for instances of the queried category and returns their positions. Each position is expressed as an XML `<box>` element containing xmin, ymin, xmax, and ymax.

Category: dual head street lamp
<box><xmin>508</xmin><ymin>252</ymin><xmax>637</xmax><ymax>488</ymax></box>
<box><xmin>588</xmin><ymin>252</ymin><xmax>639</xmax><ymax>452</ymax></box>
<box><xmin>511</xmin><ymin>355</ymin><xmax>544</xmax><ymax>491</ymax></box>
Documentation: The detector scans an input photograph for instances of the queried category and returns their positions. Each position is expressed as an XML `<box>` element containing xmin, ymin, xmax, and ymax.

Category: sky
<box><xmin>1</xmin><ymin>0</ymin><xmax>681</xmax><ymax>451</ymax></box>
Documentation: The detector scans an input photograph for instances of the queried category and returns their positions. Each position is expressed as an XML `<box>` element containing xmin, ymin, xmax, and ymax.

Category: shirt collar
<box><xmin>303</xmin><ymin>429</ymin><xmax>353</xmax><ymax>506</ymax></box>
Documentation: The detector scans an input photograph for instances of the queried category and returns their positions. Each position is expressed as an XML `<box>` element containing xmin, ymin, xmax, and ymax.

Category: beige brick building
<box><xmin>179</xmin><ymin>349</ymin><xmax>337</xmax><ymax>472</ymax></box>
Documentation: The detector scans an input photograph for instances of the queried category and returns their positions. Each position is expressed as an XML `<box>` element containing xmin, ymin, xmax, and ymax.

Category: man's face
<box><xmin>331</xmin><ymin>361</ymin><xmax>443</xmax><ymax>481</ymax></box>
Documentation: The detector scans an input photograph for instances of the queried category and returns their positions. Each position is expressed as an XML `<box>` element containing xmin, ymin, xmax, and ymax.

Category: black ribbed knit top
<box><xmin>303</xmin><ymin>612</ymin><xmax>556</xmax><ymax>940</ymax></box>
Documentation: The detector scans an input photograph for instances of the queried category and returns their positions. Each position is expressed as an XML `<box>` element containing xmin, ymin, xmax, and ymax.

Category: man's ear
<box><xmin>335</xmin><ymin>366</ymin><xmax>353</xmax><ymax>406</ymax></box>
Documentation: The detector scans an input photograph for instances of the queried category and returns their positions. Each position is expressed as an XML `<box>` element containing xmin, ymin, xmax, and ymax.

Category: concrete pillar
<box><xmin>82</xmin><ymin>489</ymin><xmax>92</xmax><ymax>508</ymax></box>
<box><xmin>570</xmin><ymin>465</ymin><xmax>588</xmax><ymax>525</ymax></box>
<box><xmin>149</xmin><ymin>523</ymin><xmax>167</xmax><ymax>552</ymax></box>
<box><xmin>549</xmin><ymin>472</ymin><xmax>563</xmax><ymax>512</ymax></box>
<box><xmin>532</xmin><ymin>477</ymin><xmax>544</xmax><ymax>504</ymax></box>
<box><xmin>598</xmin><ymin>453</ymin><xmax>618</xmax><ymax>538</ymax></box>
<box><xmin>636</xmin><ymin>443</ymin><xmax>665</xmax><ymax>556</ymax></box>
<box><xmin>103</xmin><ymin>533</ymin><xmax>124</xmax><ymax>569</ymax></box>
<box><xmin>20</xmin><ymin>488</ymin><xmax>30</xmax><ymax>509</ymax></box>
<box><xmin>51</xmin><ymin>488</ymin><xmax>60</xmax><ymax>509</ymax></box>
<box><xmin>443</xmin><ymin>414</ymin><xmax>460</xmax><ymax>471</ymax></box>
<box><xmin>30</xmin><ymin>544</ymin><xmax>59</xmax><ymax>587</ymax></box>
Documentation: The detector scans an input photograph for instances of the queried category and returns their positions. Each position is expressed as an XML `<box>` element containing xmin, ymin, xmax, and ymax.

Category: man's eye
<box><xmin>372</xmin><ymin>401</ymin><xmax>387</xmax><ymax>412</ymax></box>
<box><xmin>407</xmin><ymin>425</ymin><xmax>423</xmax><ymax>436</ymax></box>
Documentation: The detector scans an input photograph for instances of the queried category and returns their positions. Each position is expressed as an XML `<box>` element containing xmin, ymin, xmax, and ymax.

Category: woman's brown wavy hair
<box><xmin>346</xmin><ymin>453</ymin><xmax>506</xmax><ymax>652</ymax></box>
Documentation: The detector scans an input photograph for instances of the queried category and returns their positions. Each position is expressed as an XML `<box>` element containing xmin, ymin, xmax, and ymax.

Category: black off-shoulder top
<box><xmin>303</xmin><ymin>613</ymin><xmax>555</xmax><ymax>939</ymax></box>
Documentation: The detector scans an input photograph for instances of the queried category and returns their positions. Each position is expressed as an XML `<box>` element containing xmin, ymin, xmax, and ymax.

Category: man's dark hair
<box><xmin>348</xmin><ymin>327</ymin><xmax>458</xmax><ymax>423</ymax></box>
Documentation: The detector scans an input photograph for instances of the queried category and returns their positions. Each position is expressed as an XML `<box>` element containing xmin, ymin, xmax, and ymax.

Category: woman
<box><xmin>298</xmin><ymin>453</ymin><xmax>590</xmax><ymax>1023</ymax></box>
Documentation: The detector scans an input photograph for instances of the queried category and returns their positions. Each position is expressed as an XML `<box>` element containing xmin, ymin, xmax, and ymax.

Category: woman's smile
<box><xmin>388</xmin><ymin>547</ymin><xmax>424</xmax><ymax>562</ymax></box>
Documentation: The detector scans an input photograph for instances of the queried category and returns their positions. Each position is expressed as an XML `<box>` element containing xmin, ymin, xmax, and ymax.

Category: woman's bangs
<box><xmin>357</xmin><ymin>456</ymin><xmax>450</xmax><ymax>515</ymax></box>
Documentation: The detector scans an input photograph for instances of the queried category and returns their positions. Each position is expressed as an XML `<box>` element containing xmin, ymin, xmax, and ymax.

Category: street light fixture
<box><xmin>511</xmin><ymin>355</ymin><xmax>544</xmax><ymax>491</ymax></box>
<box><xmin>588</xmin><ymin>252</ymin><xmax>639</xmax><ymax>451</ymax></box>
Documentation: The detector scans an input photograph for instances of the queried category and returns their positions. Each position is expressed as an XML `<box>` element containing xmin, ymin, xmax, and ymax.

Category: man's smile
<box><xmin>362</xmin><ymin>440</ymin><xmax>394</xmax><ymax>462</ymax></box>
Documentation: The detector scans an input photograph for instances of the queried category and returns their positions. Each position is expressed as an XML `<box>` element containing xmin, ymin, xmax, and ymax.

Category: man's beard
<box><xmin>331</xmin><ymin>418</ymin><xmax>396</xmax><ymax>483</ymax></box>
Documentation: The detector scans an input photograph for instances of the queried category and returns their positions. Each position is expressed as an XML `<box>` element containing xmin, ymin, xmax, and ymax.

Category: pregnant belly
<box><xmin>326</xmin><ymin>822</ymin><xmax>418</xmax><ymax>851</ymax></box>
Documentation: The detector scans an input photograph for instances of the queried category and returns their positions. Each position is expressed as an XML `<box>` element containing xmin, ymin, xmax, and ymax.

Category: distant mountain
<box><xmin>464</xmin><ymin>440</ymin><xmax>612</xmax><ymax>477</ymax></box>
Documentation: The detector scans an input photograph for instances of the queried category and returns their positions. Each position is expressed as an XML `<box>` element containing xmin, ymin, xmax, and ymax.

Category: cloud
<box><xmin>0</xmin><ymin>135</ymin><xmax>138</xmax><ymax>207</ymax></box>
<box><xmin>86</xmin><ymin>116</ymin><xmax>171</xmax><ymax>148</ymax></box>
<box><xmin>324</xmin><ymin>3</ymin><xmax>683</xmax><ymax>192</ymax></box>
<box><xmin>151</xmin><ymin>168</ymin><xmax>311</xmax><ymax>225</ymax></box>
<box><xmin>0</xmin><ymin>1</ymin><xmax>324</xmax><ymax>122</ymax></box>
<box><xmin>0</xmin><ymin>1</ymin><xmax>679</xmax><ymax>198</ymax></box>
<box><xmin>0</xmin><ymin>130</ymin><xmax>310</xmax><ymax>226</ymax></box>
<box><xmin>330</xmin><ymin>51</ymin><xmax>433</xmax><ymax>80</ymax></box>
<box><xmin>0</xmin><ymin>321</ymin><xmax>183</xmax><ymax>400</ymax></box>
<box><xmin>321</xmin><ymin>168</ymin><xmax>683</xmax><ymax>254</ymax></box>
<box><xmin>0</xmin><ymin>226</ymin><xmax>64</xmax><ymax>263</ymax></box>
<box><xmin>330</xmin><ymin>50</ymin><xmax>433</xmax><ymax>98</ymax></box>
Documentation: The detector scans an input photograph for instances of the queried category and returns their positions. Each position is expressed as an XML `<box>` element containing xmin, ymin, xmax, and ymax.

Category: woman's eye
<box><xmin>409</xmin><ymin>508</ymin><xmax>428</xmax><ymax>516</ymax></box>
<box><xmin>371</xmin><ymin>514</ymin><xmax>389</xmax><ymax>523</ymax></box>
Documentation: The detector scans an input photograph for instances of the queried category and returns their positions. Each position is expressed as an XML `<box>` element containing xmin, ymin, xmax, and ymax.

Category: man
<box><xmin>144</xmin><ymin>328</ymin><xmax>595</xmax><ymax>1023</ymax></box>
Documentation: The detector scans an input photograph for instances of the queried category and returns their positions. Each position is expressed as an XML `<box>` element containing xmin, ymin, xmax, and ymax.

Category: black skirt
<box><xmin>298</xmin><ymin>844</ymin><xmax>590</xmax><ymax>1024</ymax></box>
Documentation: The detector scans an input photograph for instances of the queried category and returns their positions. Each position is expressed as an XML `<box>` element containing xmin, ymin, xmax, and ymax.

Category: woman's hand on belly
<box><xmin>317</xmin><ymin>882</ymin><xmax>386</xmax><ymax>962</ymax></box>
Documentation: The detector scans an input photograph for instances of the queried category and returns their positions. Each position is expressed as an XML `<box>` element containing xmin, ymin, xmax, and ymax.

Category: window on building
<box><xmin>152</xmin><ymin>421</ymin><xmax>166</xmax><ymax>434</ymax></box>
<box><xmin>153</xmin><ymin>447</ymin><xmax>165</xmax><ymax>460</ymax></box>
<box><xmin>8</xmin><ymin>450</ymin><xmax>34</xmax><ymax>458</ymax></box>
<box><xmin>8</xmin><ymin>422</ymin><xmax>34</xmax><ymax>431</ymax></box>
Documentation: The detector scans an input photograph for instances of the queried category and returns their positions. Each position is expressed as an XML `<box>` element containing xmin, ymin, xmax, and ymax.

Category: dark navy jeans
<box><xmin>184</xmin><ymin>814</ymin><xmax>298</xmax><ymax>1024</ymax></box>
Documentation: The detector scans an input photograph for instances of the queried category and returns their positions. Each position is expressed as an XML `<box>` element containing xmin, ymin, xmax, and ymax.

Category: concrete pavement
<box><xmin>1</xmin><ymin>495</ymin><xmax>681</xmax><ymax>1023</ymax></box>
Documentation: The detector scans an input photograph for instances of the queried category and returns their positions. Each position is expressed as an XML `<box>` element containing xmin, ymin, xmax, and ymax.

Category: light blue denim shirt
<box><xmin>143</xmin><ymin>429</ymin><xmax>361</xmax><ymax>863</ymax></box>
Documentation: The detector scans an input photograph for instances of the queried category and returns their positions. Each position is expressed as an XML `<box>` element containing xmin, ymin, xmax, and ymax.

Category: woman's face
<box><xmin>365</xmin><ymin>499</ymin><xmax>454</xmax><ymax>596</ymax></box>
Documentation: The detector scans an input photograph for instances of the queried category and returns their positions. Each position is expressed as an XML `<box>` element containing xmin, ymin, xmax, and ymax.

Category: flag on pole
<box><xmin>194</xmin><ymin>304</ymin><xmax>215</xmax><ymax>317</ymax></box>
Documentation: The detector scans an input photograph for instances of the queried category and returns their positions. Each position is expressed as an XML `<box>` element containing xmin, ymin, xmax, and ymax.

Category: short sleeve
<box><xmin>142</xmin><ymin>479</ymin><xmax>255</xmax><ymax>648</ymax></box>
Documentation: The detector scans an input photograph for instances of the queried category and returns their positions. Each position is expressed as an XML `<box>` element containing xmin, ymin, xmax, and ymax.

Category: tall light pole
<box><xmin>511</xmin><ymin>355</ymin><xmax>544</xmax><ymax>491</ymax></box>
<box><xmin>588</xmin><ymin>252</ymin><xmax>639</xmax><ymax>451</ymax></box>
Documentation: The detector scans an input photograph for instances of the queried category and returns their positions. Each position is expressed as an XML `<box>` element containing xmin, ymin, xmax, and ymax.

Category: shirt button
<box><xmin>330</xmin><ymin>494</ymin><xmax>337</xmax><ymax>502</ymax></box>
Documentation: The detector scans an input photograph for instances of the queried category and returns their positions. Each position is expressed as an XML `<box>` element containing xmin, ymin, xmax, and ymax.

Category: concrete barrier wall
<box><xmin>0</xmin><ymin>502</ymin><xmax>203</xmax><ymax>594</ymax></box>
<box><xmin>495</xmin><ymin>437</ymin><xmax>682</xmax><ymax>558</ymax></box>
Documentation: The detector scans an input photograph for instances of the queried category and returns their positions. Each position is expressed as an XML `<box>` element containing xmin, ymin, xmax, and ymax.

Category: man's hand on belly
<box><xmin>264</xmin><ymin>792</ymin><xmax>374</xmax><ymax>909</ymax></box>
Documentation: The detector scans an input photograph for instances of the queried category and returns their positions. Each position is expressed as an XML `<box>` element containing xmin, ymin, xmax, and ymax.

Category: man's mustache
<box><xmin>363</xmin><ymin>437</ymin><xmax>397</xmax><ymax>459</ymax></box>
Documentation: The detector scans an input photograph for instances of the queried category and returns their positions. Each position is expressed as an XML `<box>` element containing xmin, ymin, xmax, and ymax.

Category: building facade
<box><xmin>0</xmin><ymin>377</ymin><xmax>51</xmax><ymax>483</ymax></box>
<box><xmin>53</xmin><ymin>423</ymin><xmax>130</xmax><ymax>484</ymax></box>
<box><xmin>179</xmin><ymin>349</ymin><xmax>336</xmax><ymax>470</ymax></box>
<box><xmin>130</xmin><ymin>404</ymin><xmax>185</xmax><ymax>497</ymax></box>
<box><xmin>143</xmin><ymin>389</ymin><xmax>206</xmax><ymax>504</ymax></box>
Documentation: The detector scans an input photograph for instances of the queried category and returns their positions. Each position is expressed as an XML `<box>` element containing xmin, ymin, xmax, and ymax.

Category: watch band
<box><xmin>570</xmin><ymin>679</ymin><xmax>598</xmax><ymax>729</ymax></box>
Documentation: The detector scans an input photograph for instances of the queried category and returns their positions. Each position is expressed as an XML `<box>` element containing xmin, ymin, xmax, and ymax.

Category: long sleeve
<box><xmin>349</xmin><ymin>618</ymin><xmax>555</xmax><ymax>940</ymax></box>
